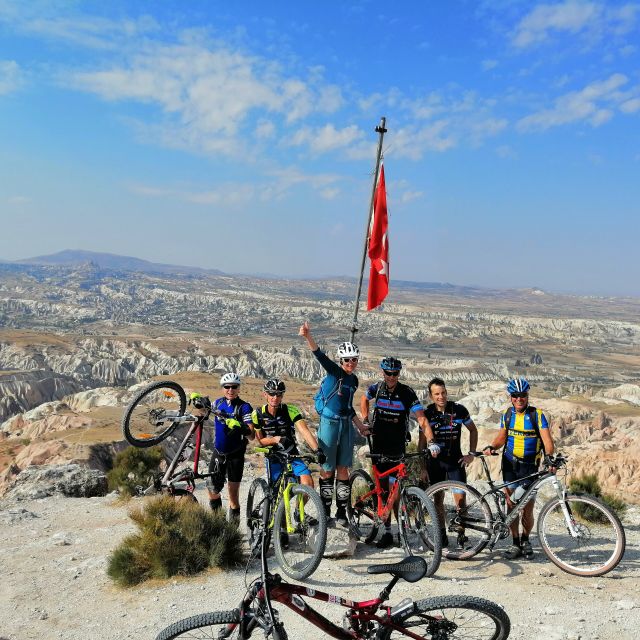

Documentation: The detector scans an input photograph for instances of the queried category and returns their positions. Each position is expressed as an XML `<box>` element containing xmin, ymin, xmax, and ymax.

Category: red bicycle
<box><xmin>154</xmin><ymin>495</ymin><xmax>511</xmax><ymax>640</ymax></box>
<box><xmin>347</xmin><ymin>445</ymin><xmax>442</xmax><ymax>576</ymax></box>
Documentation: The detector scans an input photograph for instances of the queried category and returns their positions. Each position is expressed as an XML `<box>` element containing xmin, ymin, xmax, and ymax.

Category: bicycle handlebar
<box><xmin>254</xmin><ymin>445</ymin><xmax>316</xmax><ymax>464</ymax></box>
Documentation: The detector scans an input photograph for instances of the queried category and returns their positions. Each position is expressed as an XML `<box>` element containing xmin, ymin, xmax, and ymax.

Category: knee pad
<box><xmin>336</xmin><ymin>479</ymin><xmax>351</xmax><ymax>504</ymax></box>
<box><xmin>319</xmin><ymin>477</ymin><xmax>335</xmax><ymax>500</ymax></box>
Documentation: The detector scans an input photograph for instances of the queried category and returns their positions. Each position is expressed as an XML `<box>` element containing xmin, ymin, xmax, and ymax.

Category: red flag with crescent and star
<box><xmin>367</xmin><ymin>163</ymin><xmax>389</xmax><ymax>310</ymax></box>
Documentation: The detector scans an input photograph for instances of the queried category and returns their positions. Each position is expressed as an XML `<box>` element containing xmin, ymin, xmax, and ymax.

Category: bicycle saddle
<box><xmin>367</xmin><ymin>556</ymin><xmax>427</xmax><ymax>583</ymax></box>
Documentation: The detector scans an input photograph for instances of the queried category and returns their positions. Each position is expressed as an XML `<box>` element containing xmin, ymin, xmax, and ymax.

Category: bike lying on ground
<box><xmin>155</xmin><ymin>485</ymin><xmax>511</xmax><ymax>640</ymax></box>
<box><xmin>347</xmin><ymin>441</ymin><xmax>442</xmax><ymax>576</ymax></box>
<box><xmin>425</xmin><ymin>452</ymin><xmax>626</xmax><ymax>577</ymax></box>
<box><xmin>246</xmin><ymin>445</ymin><xmax>327</xmax><ymax>580</ymax></box>
<box><xmin>121</xmin><ymin>380</ymin><xmax>234</xmax><ymax>501</ymax></box>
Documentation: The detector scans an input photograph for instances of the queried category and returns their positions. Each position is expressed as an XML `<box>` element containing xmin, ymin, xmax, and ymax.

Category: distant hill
<box><xmin>17</xmin><ymin>250</ymin><xmax>225</xmax><ymax>277</ymax></box>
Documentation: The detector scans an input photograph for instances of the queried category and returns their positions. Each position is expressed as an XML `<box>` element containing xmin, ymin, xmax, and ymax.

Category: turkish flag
<box><xmin>367</xmin><ymin>164</ymin><xmax>389</xmax><ymax>310</ymax></box>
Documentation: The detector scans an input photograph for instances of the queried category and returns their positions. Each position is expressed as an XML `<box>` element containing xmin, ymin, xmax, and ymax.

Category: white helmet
<box><xmin>220</xmin><ymin>372</ymin><xmax>241</xmax><ymax>386</ymax></box>
<box><xmin>336</xmin><ymin>342</ymin><xmax>359</xmax><ymax>359</ymax></box>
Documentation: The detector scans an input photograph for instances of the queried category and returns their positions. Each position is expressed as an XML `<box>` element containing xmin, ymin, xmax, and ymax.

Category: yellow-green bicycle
<box><xmin>246</xmin><ymin>445</ymin><xmax>327</xmax><ymax>580</ymax></box>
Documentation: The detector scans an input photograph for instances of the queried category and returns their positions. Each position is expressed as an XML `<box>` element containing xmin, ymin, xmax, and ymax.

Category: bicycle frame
<box><xmin>457</xmin><ymin>455</ymin><xmax>582</xmax><ymax>545</ymax></box>
<box><xmin>368</xmin><ymin>461</ymin><xmax>407</xmax><ymax>522</ymax></box>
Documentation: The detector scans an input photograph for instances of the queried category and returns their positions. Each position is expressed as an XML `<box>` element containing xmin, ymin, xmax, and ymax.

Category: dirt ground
<box><xmin>0</xmin><ymin>471</ymin><xmax>638</xmax><ymax>640</ymax></box>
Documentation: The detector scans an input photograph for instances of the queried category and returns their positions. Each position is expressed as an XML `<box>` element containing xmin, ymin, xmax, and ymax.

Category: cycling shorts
<box><xmin>317</xmin><ymin>415</ymin><xmax>353</xmax><ymax>471</ymax></box>
<box><xmin>501</xmin><ymin>455</ymin><xmax>539</xmax><ymax>491</ymax></box>
<box><xmin>268</xmin><ymin>459</ymin><xmax>311</xmax><ymax>482</ymax></box>
<box><xmin>425</xmin><ymin>456</ymin><xmax>467</xmax><ymax>484</ymax></box>
<box><xmin>207</xmin><ymin>446</ymin><xmax>246</xmax><ymax>493</ymax></box>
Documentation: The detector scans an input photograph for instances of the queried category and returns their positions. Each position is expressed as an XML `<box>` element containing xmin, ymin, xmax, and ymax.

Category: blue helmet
<box><xmin>380</xmin><ymin>357</ymin><xmax>402</xmax><ymax>371</ymax></box>
<box><xmin>507</xmin><ymin>377</ymin><xmax>530</xmax><ymax>394</ymax></box>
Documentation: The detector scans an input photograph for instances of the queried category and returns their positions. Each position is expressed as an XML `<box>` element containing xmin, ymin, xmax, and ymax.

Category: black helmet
<box><xmin>380</xmin><ymin>357</ymin><xmax>402</xmax><ymax>371</ymax></box>
<box><xmin>263</xmin><ymin>378</ymin><xmax>286</xmax><ymax>394</ymax></box>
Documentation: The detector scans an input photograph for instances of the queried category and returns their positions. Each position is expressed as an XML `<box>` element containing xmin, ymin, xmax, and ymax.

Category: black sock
<box><xmin>209</xmin><ymin>497</ymin><xmax>222</xmax><ymax>511</ymax></box>
<box><xmin>229</xmin><ymin>507</ymin><xmax>241</xmax><ymax>520</ymax></box>
<box><xmin>521</xmin><ymin>534</ymin><xmax>529</xmax><ymax>543</ymax></box>
<box><xmin>512</xmin><ymin>535</ymin><xmax>521</xmax><ymax>546</ymax></box>
<box><xmin>319</xmin><ymin>477</ymin><xmax>334</xmax><ymax>515</ymax></box>
<box><xmin>336</xmin><ymin>479</ymin><xmax>350</xmax><ymax>514</ymax></box>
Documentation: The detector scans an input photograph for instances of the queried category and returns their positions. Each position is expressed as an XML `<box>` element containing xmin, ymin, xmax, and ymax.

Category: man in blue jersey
<box><xmin>360</xmin><ymin>357</ymin><xmax>439</xmax><ymax>547</ymax></box>
<box><xmin>299</xmin><ymin>321</ymin><xmax>368</xmax><ymax>527</ymax></box>
<box><xmin>207</xmin><ymin>372</ymin><xmax>254</xmax><ymax>522</ymax></box>
<box><xmin>483</xmin><ymin>377</ymin><xmax>555</xmax><ymax>559</ymax></box>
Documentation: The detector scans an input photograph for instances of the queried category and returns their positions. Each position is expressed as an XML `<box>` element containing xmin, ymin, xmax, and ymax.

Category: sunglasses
<box><xmin>223</xmin><ymin>385</ymin><xmax>239</xmax><ymax>390</ymax></box>
<box><xmin>510</xmin><ymin>392</ymin><xmax>528</xmax><ymax>399</ymax></box>
<box><xmin>341</xmin><ymin>357</ymin><xmax>359</xmax><ymax>363</ymax></box>
<box><xmin>383</xmin><ymin>370</ymin><xmax>400</xmax><ymax>377</ymax></box>
<box><xmin>267</xmin><ymin>391</ymin><xmax>284</xmax><ymax>397</ymax></box>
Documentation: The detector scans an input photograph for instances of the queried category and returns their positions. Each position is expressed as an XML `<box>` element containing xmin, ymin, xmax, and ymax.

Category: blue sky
<box><xmin>0</xmin><ymin>0</ymin><xmax>639</xmax><ymax>296</ymax></box>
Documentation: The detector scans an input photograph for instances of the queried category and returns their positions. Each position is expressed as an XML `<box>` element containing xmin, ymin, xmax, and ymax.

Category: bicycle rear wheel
<box><xmin>398</xmin><ymin>486</ymin><xmax>441</xmax><ymax>576</ymax></box>
<box><xmin>155</xmin><ymin>609</ymin><xmax>240</xmax><ymax>639</ymax></box>
<box><xmin>347</xmin><ymin>469</ymin><xmax>379</xmax><ymax>543</ymax></box>
<box><xmin>246</xmin><ymin>478</ymin><xmax>269</xmax><ymax>553</ymax></box>
<box><xmin>273</xmin><ymin>483</ymin><xmax>327</xmax><ymax>580</ymax></box>
<box><xmin>425</xmin><ymin>481</ymin><xmax>492</xmax><ymax>560</ymax></box>
<box><xmin>380</xmin><ymin>595</ymin><xmax>510</xmax><ymax>640</ymax></box>
<box><xmin>122</xmin><ymin>380</ymin><xmax>186</xmax><ymax>447</ymax></box>
<box><xmin>537</xmin><ymin>494</ymin><xmax>626</xmax><ymax>577</ymax></box>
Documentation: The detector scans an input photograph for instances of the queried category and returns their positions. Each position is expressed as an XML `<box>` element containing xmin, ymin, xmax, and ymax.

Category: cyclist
<box><xmin>251</xmin><ymin>378</ymin><xmax>326</xmax><ymax>489</ymax></box>
<box><xmin>424</xmin><ymin>377</ymin><xmax>478</xmax><ymax>549</ymax></box>
<box><xmin>483</xmin><ymin>377</ymin><xmax>555</xmax><ymax>560</ymax></box>
<box><xmin>207</xmin><ymin>372</ymin><xmax>254</xmax><ymax>522</ymax></box>
<box><xmin>360</xmin><ymin>356</ymin><xmax>439</xmax><ymax>548</ymax></box>
<box><xmin>299</xmin><ymin>320</ymin><xmax>368</xmax><ymax>527</ymax></box>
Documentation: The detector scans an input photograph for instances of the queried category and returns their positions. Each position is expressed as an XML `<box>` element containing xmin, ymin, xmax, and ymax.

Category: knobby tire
<box><xmin>155</xmin><ymin>609</ymin><xmax>240</xmax><ymax>639</ymax></box>
<box><xmin>347</xmin><ymin>468</ymin><xmax>379</xmax><ymax>543</ymax></box>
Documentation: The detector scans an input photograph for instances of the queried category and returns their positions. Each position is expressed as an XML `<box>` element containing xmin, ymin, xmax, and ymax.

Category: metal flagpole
<box><xmin>350</xmin><ymin>117</ymin><xmax>387</xmax><ymax>343</ymax></box>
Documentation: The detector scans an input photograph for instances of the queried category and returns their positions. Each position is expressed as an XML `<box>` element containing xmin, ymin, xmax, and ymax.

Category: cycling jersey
<box><xmin>212</xmin><ymin>397</ymin><xmax>253</xmax><ymax>454</ymax></box>
<box><xmin>367</xmin><ymin>382</ymin><xmax>422</xmax><ymax>456</ymax></box>
<box><xmin>251</xmin><ymin>403</ymin><xmax>304</xmax><ymax>453</ymax></box>
<box><xmin>312</xmin><ymin>348</ymin><xmax>358</xmax><ymax>418</ymax></box>
<box><xmin>500</xmin><ymin>405</ymin><xmax>548</xmax><ymax>464</ymax></box>
<box><xmin>424</xmin><ymin>401</ymin><xmax>473</xmax><ymax>461</ymax></box>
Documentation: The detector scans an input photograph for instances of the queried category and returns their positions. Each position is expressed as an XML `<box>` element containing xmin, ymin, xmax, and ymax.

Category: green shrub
<box><xmin>107</xmin><ymin>446</ymin><xmax>164</xmax><ymax>497</ymax></box>
<box><xmin>107</xmin><ymin>496</ymin><xmax>244</xmax><ymax>586</ymax></box>
<box><xmin>568</xmin><ymin>473</ymin><xmax>627</xmax><ymax>522</ymax></box>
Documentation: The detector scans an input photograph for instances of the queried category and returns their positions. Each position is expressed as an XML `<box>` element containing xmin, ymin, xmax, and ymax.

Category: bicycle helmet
<box><xmin>263</xmin><ymin>378</ymin><xmax>286</xmax><ymax>394</ymax></box>
<box><xmin>380</xmin><ymin>357</ymin><xmax>402</xmax><ymax>371</ymax></box>
<box><xmin>220</xmin><ymin>372</ymin><xmax>241</xmax><ymax>386</ymax></box>
<box><xmin>337</xmin><ymin>342</ymin><xmax>360</xmax><ymax>359</ymax></box>
<box><xmin>507</xmin><ymin>377</ymin><xmax>530</xmax><ymax>394</ymax></box>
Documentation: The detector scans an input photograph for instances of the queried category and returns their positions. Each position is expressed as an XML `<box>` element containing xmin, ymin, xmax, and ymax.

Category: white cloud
<box><xmin>7</xmin><ymin>195</ymin><xmax>31</xmax><ymax>204</ymax></box>
<box><xmin>512</xmin><ymin>1</ymin><xmax>603</xmax><ymax>47</ymax></box>
<box><xmin>511</xmin><ymin>1</ymin><xmax>639</xmax><ymax>48</ymax></box>
<box><xmin>620</xmin><ymin>97</ymin><xmax>640</xmax><ymax>113</ymax></box>
<box><xmin>482</xmin><ymin>59</ymin><xmax>498</xmax><ymax>71</ymax></box>
<box><xmin>517</xmin><ymin>73</ymin><xmax>633</xmax><ymax>131</ymax></box>
<box><xmin>0</xmin><ymin>60</ymin><xmax>22</xmax><ymax>95</ymax></box>
<box><xmin>287</xmin><ymin>124</ymin><xmax>365</xmax><ymax>153</ymax></box>
<box><xmin>398</xmin><ymin>190</ymin><xmax>423</xmax><ymax>205</ymax></box>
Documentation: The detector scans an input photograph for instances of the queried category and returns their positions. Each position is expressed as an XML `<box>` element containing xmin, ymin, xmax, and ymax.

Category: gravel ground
<box><xmin>0</xmin><ymin>489</ymin><xmax>639</xmax><ymax>640</ymax></box>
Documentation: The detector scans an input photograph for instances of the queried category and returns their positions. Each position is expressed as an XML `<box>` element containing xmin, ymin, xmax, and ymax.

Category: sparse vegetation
<box><xmin>107</xmin><ymin>496</ymin><xmax>244</xmax><ymax>586</ymax></box>
<box><xmin>107</xmin><ymin>446</ymin><xmax>163</xmax><ymax>497</ymax></box>
<box><xmin>568</xmin><ymin>473</ymin><xmax>627</xmax><ymax>522</ymax></box>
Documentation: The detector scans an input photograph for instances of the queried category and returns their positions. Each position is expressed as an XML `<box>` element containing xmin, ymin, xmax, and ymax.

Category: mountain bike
<box><xmin>246</xmin><ymin>445</ymin><xmax>327</xmax><ymax>580</ymax></box>
<box><xmin>121</xmin><ymin>380</ymin><xmax>236</xmax><ymax>501</ymax></box>
<box><xmin>424</xmin><ymin>452</ymin><xmax>626</xmax><ymax>577</ymax></box>
<box><xmin>347</xmin><ymin>442</ymin><xmax>442</xmax><ymax>576</ymax></box>
<box><xmin>155</xmin><ymin>489</ymin><xmax>511</xmax><ymax>640</ymax></box>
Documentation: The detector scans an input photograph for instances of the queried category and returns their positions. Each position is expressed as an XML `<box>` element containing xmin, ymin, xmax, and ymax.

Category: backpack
<box><xmin>313</xmin><ymin>376</ymin><xmax>341</xmax><ymax>416</ymax></box>
<box><xmin>503</xmin><ymin>405</ymin><xmax>546</xmax><ymax>455</ymax></box>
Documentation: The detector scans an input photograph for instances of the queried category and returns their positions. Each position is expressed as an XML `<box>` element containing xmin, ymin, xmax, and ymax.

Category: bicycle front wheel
<box><xmin>246</xmin><ymin>478</ymin><xmax>269</xmax><ymax>553</ymax></box>
<box><xmin>425</xmin><ymin>481</ymin><xmax>492</xmax><ymax>560</ymax></box>
<box><xmin>347</xmin><ymin>469</ymin><xmax>379</xmax><ymax>543</ymax></box>
<box><xmin>155</xmin><ymin>609</ymin><xmax>240</xmax><ymax>639</ymax></box>
<box><xmin>273</xmin><ymin>483</ymin><xmax>327</xmax><ymax>580</ymax></box>
<box><xmin>122</xmin><ymin>380</ymin><xmax>186</xmax><ymax>447</ymax></box>
<box><xmin>399</xmin><ymin>486</ymin><xmax>441</xmax><ymax>576</ymax></box>
<box><xmin>380</xmin><ymin>595</ymin><xmax>510</xmax><ymax>640</ymax></box>
<box><xmin>538</xmin><ymin>494</ymin><xmax>626</xmax><ymax>577</ymax></box>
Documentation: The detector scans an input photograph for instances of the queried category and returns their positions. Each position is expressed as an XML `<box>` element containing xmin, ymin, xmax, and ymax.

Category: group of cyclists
<box><xmin>197</xmin><ymin>320</ymin><xmax>555</xmax><ymax>561</ymax></box>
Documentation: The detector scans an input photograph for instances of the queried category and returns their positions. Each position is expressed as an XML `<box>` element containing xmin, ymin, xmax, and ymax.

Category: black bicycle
<box><xmin>425</xmin><ymin>452</ymin><xmax>626</xmax><ymax>576</ymax></box>
<box><xmin>246</xmin><ymin>445</ymin><xmax>327</xmax><ymax>580</ymax></box>
<box><xmin>121</xmin><ymin>380</ymin><xmax>235</xmax><ymax>501</ymax></box>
